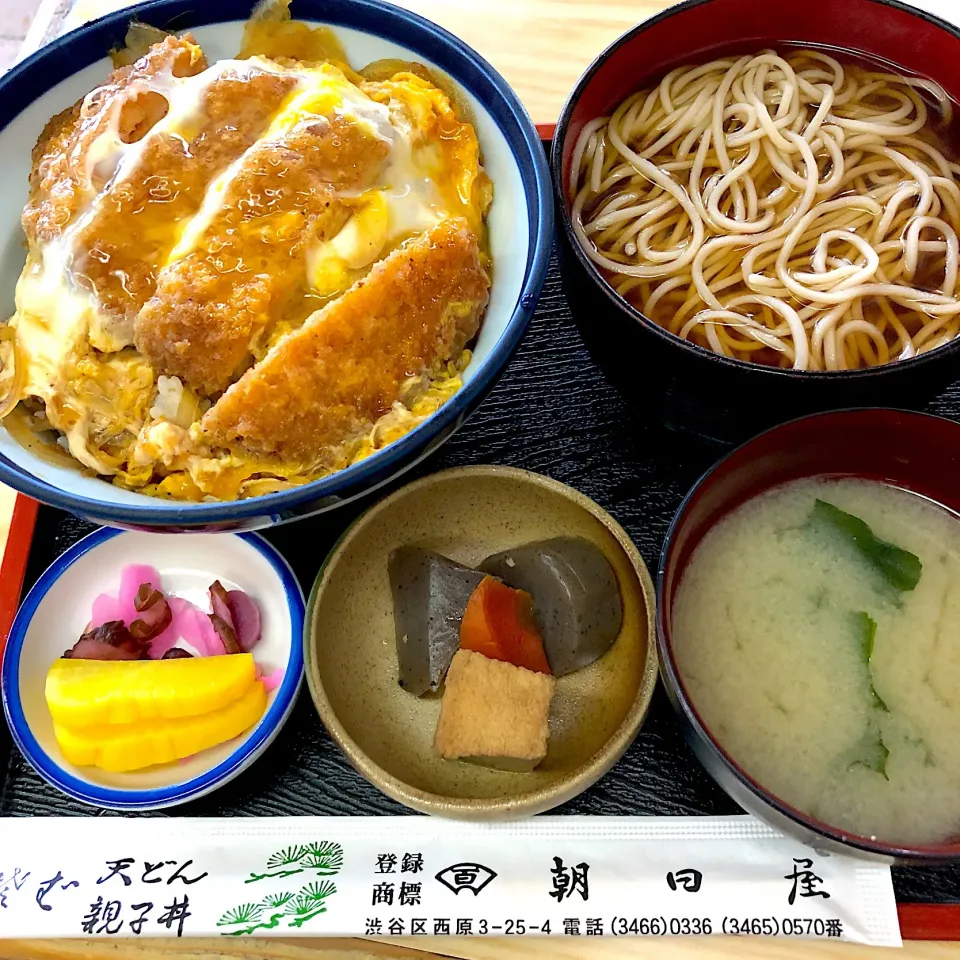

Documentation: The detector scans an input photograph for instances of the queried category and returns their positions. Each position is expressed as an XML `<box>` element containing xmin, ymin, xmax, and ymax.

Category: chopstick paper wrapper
<box><xmin>0</xmin><ymin>815</ymin><xmax>899</xmax><ymax>945</ymax></box>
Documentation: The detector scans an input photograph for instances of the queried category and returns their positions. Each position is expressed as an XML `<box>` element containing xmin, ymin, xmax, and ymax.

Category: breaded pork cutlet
<box><xmin>22</xmin><ymin>35</ymin><xmax>206</xmax><ymax>246</ymax></box>
<box><xmin>134</xmin><ymin>113</ymin><xmax>391</xmax><ymax>395</ymax></box>
<box><xmin>201</xmin><ymin>217</ymin><xmax>490</xmax><ymax>464</ymax></box>
<box><xmin>71</xmin><ymin>67</ymin><xmax>298</xmax><ymax>340</ymax></box>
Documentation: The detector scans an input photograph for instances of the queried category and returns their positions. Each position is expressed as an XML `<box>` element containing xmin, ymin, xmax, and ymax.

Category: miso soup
<box><xmin>673</xmin><ymin>477</ymin><xmax>960</xmax><ymax>846</ymax></box>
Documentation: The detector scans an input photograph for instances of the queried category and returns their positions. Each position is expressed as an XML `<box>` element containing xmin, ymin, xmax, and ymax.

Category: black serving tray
<box><xmin>2</xmin><ymin>241</ymin><xmax>960</xmax><ymax>910</ymax></box>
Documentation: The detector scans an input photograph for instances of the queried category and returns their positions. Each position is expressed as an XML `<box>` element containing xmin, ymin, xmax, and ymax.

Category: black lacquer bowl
<box><xmin>551</xmin><ymin>0</ymin><xmax>960</xmax><ymax>447</ymax></box>
<box><xmin>658</xmin><ymin>408</ymin><xmax>960</xmax><ymax>863</ymax></box>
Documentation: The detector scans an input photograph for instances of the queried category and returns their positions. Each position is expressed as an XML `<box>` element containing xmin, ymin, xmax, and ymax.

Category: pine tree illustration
<box><xmin>285</xmin><ymin>880</ymin><xmax>337</xmax><ymax>928</ymax></box>
<box><xmin>261</xmin><ymin>892</ymin><xmax>296</xmax><ymax>910</ymax></box>
<box><xmin>245</xmin><ymin>845</ymin><xmax>311</xmax><ymax>883</ymax></box>
<box><xmin>299</xmin><ymin>841</ymin><xmax>344</xmax><ymax>874</ymax></box>
<box><xmin>268</xmin><ymin>845</ymin><xmax>309</xmax><ymax>869</ymax></box>
<box><xmin>217</xmin><ymin>903</ymin><xmax>264</xmax><ymax>927</ymax></box>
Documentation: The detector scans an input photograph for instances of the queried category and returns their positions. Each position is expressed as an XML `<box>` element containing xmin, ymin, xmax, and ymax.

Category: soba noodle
<box><xmin>570</xmin><ymin>49</ymin><xmax>960</xmax><ymax>370</ymax></box>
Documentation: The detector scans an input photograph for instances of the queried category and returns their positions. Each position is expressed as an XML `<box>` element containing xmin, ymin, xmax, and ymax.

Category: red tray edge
<box><xmin>899</xmin><ymin>903</ymin><xmax>960</xmax><ymax>940</ymax></box>
<box><xmin>0</xmin><ymin>493</ymin><xmax>38</xmax><ymax>657</ymax></box>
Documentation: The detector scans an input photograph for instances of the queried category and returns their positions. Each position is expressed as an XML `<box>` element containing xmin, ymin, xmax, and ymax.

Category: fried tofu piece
<box><xmin>200</xmin><ymin>217</ymin><xmax>490</xmax><ymax>463</ymax></box>
<box><xmin>72</xmin><ymin>68</ymin><xmax>298</xmax><ymax>336</ymax></box>
<box><xmin>434</xmin><ymin>650</ymin><xmax>556</xmax><ymax>769</ymax></box>
<box><xmin>23</xmin><ymin>35</ymin><xmax>206</xmax><ymax>245</ymax></box>
<box><xmin>135</xmin><ymin>114</ymin><xmax>391</xmax><ymax>395</ymax></box>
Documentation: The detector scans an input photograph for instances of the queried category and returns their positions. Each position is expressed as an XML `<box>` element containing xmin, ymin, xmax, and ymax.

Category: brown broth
<box><xmin>585</xmin><ymin>45</ymin><xmax>960</xmax><ymax>369</ymax></box>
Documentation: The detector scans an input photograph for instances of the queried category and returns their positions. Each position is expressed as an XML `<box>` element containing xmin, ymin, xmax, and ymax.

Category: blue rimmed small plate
<box><xmin>1</xmin><ymin>528</ymin><xmax>304</xmax><ymax>810</ymax></box>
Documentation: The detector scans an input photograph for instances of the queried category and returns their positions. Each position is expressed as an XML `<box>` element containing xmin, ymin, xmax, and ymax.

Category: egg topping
<box><xmin>2</xmin><ymin>19</ymin><xmax>492</xmax><ymax>501</ymax></box>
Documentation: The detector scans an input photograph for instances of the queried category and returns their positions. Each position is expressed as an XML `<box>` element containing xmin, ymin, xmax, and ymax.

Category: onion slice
<box><xmin>0</xmin><ymin>325</ymin><xmax>24</xmax><ymax>421</ymax></box>
<box><xmin>128</xmin><ymin>583</ymin><xmax>173</xmax><ymax>641</ymax></box>
<box><xmin>227</xmin><ymin>590</ymin><xmax>261</xmax><ymax>651</ymax></box>
<box><xmin>64</xmin><ymin>621</ymin><xmax>142</xmax><ymax>659</ymax></box>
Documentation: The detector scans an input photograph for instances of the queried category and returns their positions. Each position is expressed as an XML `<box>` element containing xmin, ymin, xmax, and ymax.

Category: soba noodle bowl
<box><xmin>570</xmin><ymin>49</ymin><xmax>960</xmax><ymax>371</ymax></box>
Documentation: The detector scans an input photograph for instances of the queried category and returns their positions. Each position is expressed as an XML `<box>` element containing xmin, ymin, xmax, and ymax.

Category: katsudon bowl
<box><xmin>0</xmin><ymin>0</ymin><xmax>552</xmax><ymax>532</ymax></box>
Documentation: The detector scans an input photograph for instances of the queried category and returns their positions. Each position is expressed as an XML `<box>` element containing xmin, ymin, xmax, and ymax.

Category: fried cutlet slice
<box><xmin>134</xmin><ymin>113</ymin><xmax>391</xmax><ymax>395</ymax></box>
<box><xmin>71</xmin><ymin>67</ymin><xmax>298</xmax><ymax>342</ymax></box>
<box><xmin>200</xmin><ymin>217</ymin><xmax>490</xmax><ymax>464</ymax></box>
<box><xmin>23</xmin><ymin>35</ymin><xmax>206</xmax><ymax>246</ymax></box>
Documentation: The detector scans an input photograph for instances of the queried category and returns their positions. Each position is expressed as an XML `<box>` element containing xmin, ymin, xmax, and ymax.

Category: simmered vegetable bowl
<box><xmin>304</xmin><ymin>464</ymin><xmax>659</xmax><ymax>818</ymax></box>
<box><xmin>390</xmin><ymin>537</ymin><xmax>624</xmax><ymax>770</ymax></box>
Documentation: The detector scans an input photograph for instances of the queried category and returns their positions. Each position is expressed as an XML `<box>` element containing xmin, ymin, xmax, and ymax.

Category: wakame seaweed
<box><xmin>852</xmin><ymin>611</ymin><xmax>889</xmax><ymax>712</ymax></box>
<box><xmin>847</xmin><ymin>723</ymin><xmax>890</xmax><ymax>780</ymax></box>
<box><xmin>810</xmin><ymin>499</ymin><xmax>923</xmax><ymax>592</ymax></box>
<box><xmin>854</xmin><ymin>610</ymin><xmax>877</xmax><ymax>663</ymax></box>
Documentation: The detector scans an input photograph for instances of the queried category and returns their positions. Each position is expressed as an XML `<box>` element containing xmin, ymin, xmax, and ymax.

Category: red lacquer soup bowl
<box><xmin>657</xmin><ymin>408</ymin><xmax>960</xmax><ymax>862</ymax></box>
<box><xmin>551</xmin><ymin>0</ymin><xmax>960</xmax><ymax>447</ymax></box>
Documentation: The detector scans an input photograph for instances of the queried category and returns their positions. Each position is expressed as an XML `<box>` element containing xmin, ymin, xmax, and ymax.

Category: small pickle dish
<box><xmin>1</xmin><ymin>528</ymin><xmax>304</xmax><ymax>809</ymax></box>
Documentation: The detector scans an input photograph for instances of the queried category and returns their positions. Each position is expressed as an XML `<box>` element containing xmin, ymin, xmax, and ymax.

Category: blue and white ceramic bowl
<box><xmin>0</xmin><ymin>0</ymin><xmax>553</xmax><ymax>531</ymax></box>
<box><xmin>1</xmin><ymin>528</ymin><xmax>304</xmax><ymax>810</ymax></box>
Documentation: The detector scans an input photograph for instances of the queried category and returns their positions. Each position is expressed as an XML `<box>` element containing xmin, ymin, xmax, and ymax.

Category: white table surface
<box><xmin>0</xmin><ymin>0</ymin><xmax>42</xmax><ymax>72</ymax></box>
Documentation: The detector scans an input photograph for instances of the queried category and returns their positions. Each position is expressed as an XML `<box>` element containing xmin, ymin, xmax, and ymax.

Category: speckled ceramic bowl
<box><xmin>304</xmin><ymin>465</ymin><xmax>658</xmax><ymax>818</ymax></box>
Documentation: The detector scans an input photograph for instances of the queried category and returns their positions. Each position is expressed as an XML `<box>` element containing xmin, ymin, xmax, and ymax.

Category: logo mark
<box><xmin>435</xmin><ymin>863</ymin><xmax>497</xmax><ymax>896</ymax></box>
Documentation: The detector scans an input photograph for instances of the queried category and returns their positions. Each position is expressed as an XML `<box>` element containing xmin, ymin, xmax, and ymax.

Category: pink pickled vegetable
<box><xmin>175</xmin><ymin>604</ymin><xmax>211</xmax><ymax>656</ymax></box>
<box><xmin>227</xmin><ymin>590</ymin><xmax>261</xmax><ymax>651</ymax></box>
<box><xmin>197</xmin><ymin>609</ymin><xmax>226</xmax><ymax>657</ymax></box>
<box><xmin>171</xmin><ymin>604</ymin><xmax>224</xmax><ymax>657</ymax></box>
<box><xmin>90</xmin><ymin>593</ymin><xmax>124</xmax><ymax>629</ymax></box>
<box><xmin>261</xmin><ymin>667</ymin><xmax>284</xmax><ymax>692</ymax></box>
<box><xmin>147</xmin><ymin>597</ymin><xmax>224</xmax><ymax>658</ymax></box>
<box><xmin>76</xmin><ymin>566</ymin><xmax>263</xmax><ymax>663</ymax></box>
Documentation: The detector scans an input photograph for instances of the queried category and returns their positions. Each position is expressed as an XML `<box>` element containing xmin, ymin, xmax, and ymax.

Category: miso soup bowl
<box><xmin>657</xmin><ymin>407</ymin><xmax>960</xmax><ymax>863</ymax></box>
<box><xmin>0</xmin><ymin>0</ymin><xmax>552</xmax><ymax>532</ymax></box>
<box><xmin>552</xmin><ymin>0</ymin><xmax>960</xmax><ymax>447</ymax></box>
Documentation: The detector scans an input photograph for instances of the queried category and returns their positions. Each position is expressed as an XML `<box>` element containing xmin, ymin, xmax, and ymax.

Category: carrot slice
<box><xmin>459</xmin><ymin>576</ymin><xmax>552</xmax><ymax>674</ymax></box>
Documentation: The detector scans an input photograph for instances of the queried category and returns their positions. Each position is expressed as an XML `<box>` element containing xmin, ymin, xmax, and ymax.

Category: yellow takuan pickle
<box><xmin>45</xmin><ymin>654</ymin><xmax>257</xmax><ymax>728</ymax></box>
<box><xmin>53</xmin><ymin>681</ymin><xmax>267</xmax><ymax>772</ymax></box>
